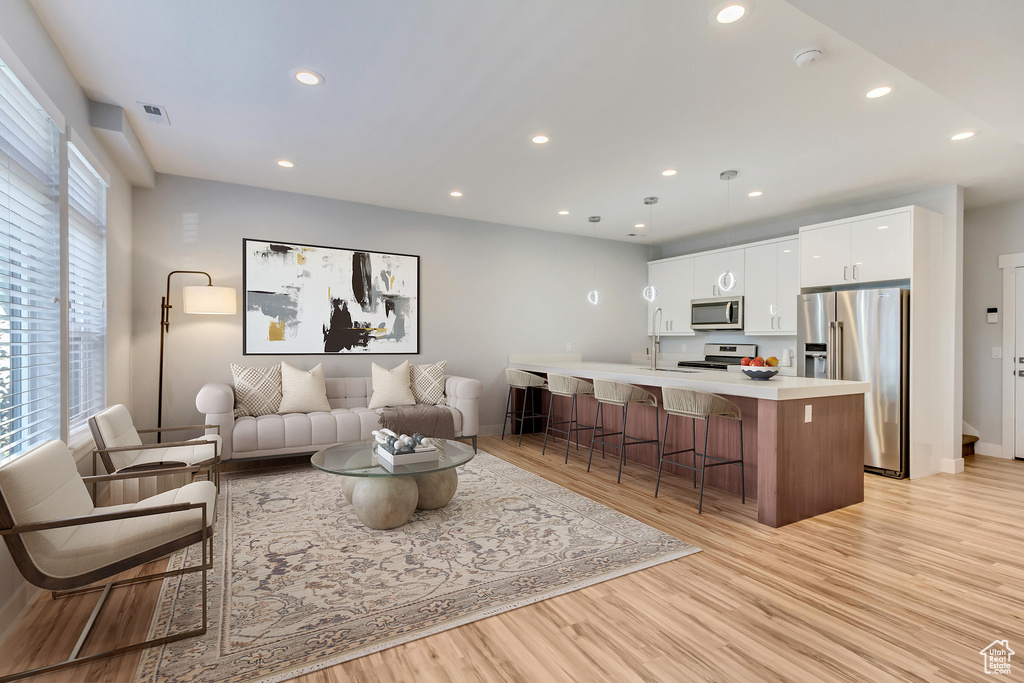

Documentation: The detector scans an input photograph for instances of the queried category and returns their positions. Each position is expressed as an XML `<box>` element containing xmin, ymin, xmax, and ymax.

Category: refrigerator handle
<box><xmin>835</xmin><ymin>321</ymin><xmax>844</xmax><ymax>379</ymax></box>
<box><xmin>827</xmin><ymin>322</ymin><xmax>835</xmax><ymax>379</ymax></box>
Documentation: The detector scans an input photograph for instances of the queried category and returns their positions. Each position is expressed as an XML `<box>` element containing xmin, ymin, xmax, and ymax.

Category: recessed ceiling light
<box><xmin>716</xmin><ymin>4</ymin><xmax>746</xmax><ymax>23</ymax></box>
<box><xmin>294</xmin><ymin>70</ymin><xmax>324</xmax><ymax>86</ymax></box>
<box><xmin>532</xmin><ymin>135</ymin><xmax>549</xmax><ymax>144</ymax></box>
<box><xmin>449</xmin><ymin>191</ymin><xmax>463</xmax><ymax>197</ymax></box>
<box><xmin>635</xmin><ymin>223</ymin><xmax>645</xmax><ymax>228</ymax></box>
<box><xmin>783</xmin><ymin>249</ymin><xmax>792</xmax><ymax>253</ymax></box>
<box><xmin>812</xmin><ymin>255</ymin><xmax>821</xmax><ymax>259</ymax></box>
<box><xmin>877</xmin><ymin>225</ymin><xmax>889</xmax><ymax>230</ymax></box>
<box><xmin>277</xmin><ymin>160</ymin><xmax>294</xmax><ymax>168</ymax></box>
<box><xmin>951</xmin><ymin>131</ymin><xmax>975</xmax><ymax>141</ymax></box>
<box><xmin>748</xmin><ymin>191</ymin><xmax>763</xmax><ymax>197</ymax></box>
<box><xmin>558</xmin><ymin>210</ymin><xmax>569</xmax><ymax>215</ymax></box>
<box><xmin>865</xmin><ymin>86</ymin><xmax>892</xmax><ymax>99</ymax></box>
<box><xmin>662</xmin><ymin>169</ymin><xmax>677</xmax><ymax>176</ymax></box>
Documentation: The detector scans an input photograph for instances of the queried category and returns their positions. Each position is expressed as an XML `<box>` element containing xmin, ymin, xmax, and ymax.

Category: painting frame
<box><xmin>242</xmin><ymin>238</ymin><xmax>420</xmax><ymax>355</ymax></box>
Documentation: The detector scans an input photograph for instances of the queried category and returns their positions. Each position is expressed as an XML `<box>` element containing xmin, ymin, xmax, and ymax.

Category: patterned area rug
<box><xmin>135</xmin><ymin>452</ymin><xmax>699</xmax><ymax>682</ymax></box>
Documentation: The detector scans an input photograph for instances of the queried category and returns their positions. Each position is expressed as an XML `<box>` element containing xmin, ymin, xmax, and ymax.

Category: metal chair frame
<box><xmin>542</xmin><ymin>392</ymin><xmax>596</xmax><ymax>463</ymax></box>
<box><xmin>587</xmin><ymin>400</ymin><xmax>660</xmax><ymax>484</ymax></box>
<box><xmin>501</xmin><ymin>384</ymin><xmax>547</xmax><ymax>446</ymax></box>
<box><xmin>656</xmin><ymin>411</ymin><xmax>745</xmax><ymax>513</ymax></box>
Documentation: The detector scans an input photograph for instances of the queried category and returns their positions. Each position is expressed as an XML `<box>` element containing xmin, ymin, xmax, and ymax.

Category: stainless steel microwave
<box><xmin>690</xmin><ymin>296</ymin><xmax>744</xmax><ymax>330</ymax></box>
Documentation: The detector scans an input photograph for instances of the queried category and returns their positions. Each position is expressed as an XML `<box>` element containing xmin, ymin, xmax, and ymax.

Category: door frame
<box><xmin>998</xmin><ymin>252</ymin><xmax>1024</xmax><ymax>459</ymax></box>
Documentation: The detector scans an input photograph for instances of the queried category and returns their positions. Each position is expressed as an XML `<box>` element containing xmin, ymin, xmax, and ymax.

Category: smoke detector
<box><xmin>793</xmin><ymin>47</ymin><xmax>822</xmax><ymax>68</ymax></box>
<box><xmin>139</xmin><ymin>102</ymin><xmax>170</xmax><ymax>125</ymax></box>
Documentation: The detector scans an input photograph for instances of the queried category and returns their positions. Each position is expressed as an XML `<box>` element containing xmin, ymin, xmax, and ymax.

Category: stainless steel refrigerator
<box><xmin>797</xmin><ymin>288</ymin><xmax>909</xmax><ymax>478</ymax></box>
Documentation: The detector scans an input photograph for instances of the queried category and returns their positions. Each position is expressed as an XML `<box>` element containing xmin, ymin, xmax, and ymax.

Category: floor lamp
<box><xmin>158</xmin><ymin>271</ymin><xmax>237</xmax><ymax>441</ymax></box>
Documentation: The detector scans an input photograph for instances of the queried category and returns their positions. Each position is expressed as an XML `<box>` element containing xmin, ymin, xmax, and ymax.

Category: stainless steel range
<box><xmin>676</xmin><ymin>343</ymin><xmax>758</xmax><ymax>371</ymax></box>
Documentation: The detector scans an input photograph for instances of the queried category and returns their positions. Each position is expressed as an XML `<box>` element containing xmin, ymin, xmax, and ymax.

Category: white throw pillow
<box><xmin>231</xmin><ymin>363</ymin><xmax>282</xmax><ymax>417</ymax></box>
<box><xmin>368</xmin><ymin>361</ymin><xmax>417</xmax><ymax>410</ymax></box>
<box><xmin>278</xmin><ymin>362</ymin><xmax>332</xmax><ymax>413</ymax></box>
<box><xmin>410</xmin><ymin>360</ymin><xmax>447</xmax><ymax>405</ymax></box>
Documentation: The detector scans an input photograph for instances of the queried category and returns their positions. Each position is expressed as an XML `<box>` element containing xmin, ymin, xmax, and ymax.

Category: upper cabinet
<box><xmin>693</xmin><ymin>248</ymin><xmax>745</xmax><ymax>299</ymax></box>
<box><xmin>647</xmin><ymin>257</ymin><xmax>694</xmax><ymax>336</ymax></box>
<box><xmin>800</xmin><ymin>209</ymin><xmax>912</xmax><ymax>287</ymax></box>
<box><xmin>743</xmin><ymin>238</ymin><xmax>799</xmax><ymax>335</ymax></box>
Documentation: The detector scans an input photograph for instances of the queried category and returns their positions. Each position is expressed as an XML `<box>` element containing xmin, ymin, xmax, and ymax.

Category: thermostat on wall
<box><xmin>988</xmin><ymin>307</ymin><xmax>998</xmax><ymax>324</ymax></box>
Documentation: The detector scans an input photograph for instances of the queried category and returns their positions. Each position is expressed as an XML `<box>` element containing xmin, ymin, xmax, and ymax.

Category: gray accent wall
<box><xmin>131</xmin><ymin>174</ymin><xmax>650</xmax><ymax>435</ymax></box>
<box><xmin>963</xmin><ymin>197</ymin><xmax>1024</xmax><ymax>453</ymax></box>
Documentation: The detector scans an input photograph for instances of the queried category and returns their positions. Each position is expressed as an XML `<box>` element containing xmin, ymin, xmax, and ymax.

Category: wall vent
<box><xmin>139</xmin><ymin>102</ymin><xmax>170</xmax><ymax>125</ymax></box>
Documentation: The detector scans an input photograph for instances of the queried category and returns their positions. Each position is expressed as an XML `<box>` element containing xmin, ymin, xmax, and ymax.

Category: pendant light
<box><xmin>588</xmin><ymin>216</ymin><xmax>600</xmax><ymax>305</ymax></box>
<box><xmin>718</xmin><ymin>170</ymin><xmax>738</xmax><ymax>292</ymax></box>
<box><xmin>642</xmin><ymin>196</ymin><xmax>659</xmax><ymax>302</ymax></box>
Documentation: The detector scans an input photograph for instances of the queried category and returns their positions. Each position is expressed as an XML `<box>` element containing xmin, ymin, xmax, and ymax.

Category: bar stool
<box><xmin>542</xmin><ymin>374</ymin><xmax>596</xmax><ymax>463</ymax></box>
<box><xmin>502</xmin><ymin>369</ymin><xmax>548</xmax><ymax>446</ymax></box>
<box><xmin>657</xmin><ymin>386</ymin><xmax>744</xmax><ymax>514</ymax></box>
<box><xmin>588</xmin><ymin>379</ymin><xmax>660</xmax><ymax>484</ymax></box>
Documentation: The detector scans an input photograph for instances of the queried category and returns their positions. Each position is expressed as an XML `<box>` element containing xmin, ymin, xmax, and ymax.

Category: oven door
<box><xmin>690</xmin><ymin>297</ymin><xmax>744</xmax><ymax>330</ymax></box>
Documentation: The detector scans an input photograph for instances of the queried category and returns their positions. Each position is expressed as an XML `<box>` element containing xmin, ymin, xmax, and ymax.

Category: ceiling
<box><xmin>29</xmin><ymin>0</ymin><xmax>1024</xmax><ymax>243</ymax></box>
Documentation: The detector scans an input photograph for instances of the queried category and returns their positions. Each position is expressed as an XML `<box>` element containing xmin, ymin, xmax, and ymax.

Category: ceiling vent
<box><xmin>139</xmin><ymin>102</ymin><xmax>170</xmax><ymax>125</ymax></box>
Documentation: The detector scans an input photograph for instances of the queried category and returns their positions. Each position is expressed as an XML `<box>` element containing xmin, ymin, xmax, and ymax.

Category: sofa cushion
<box><xmin>278</xmin><ymin>362</ymin><xmax>331</xmax><ymax>413</ymax></box>
<box><xmin>367</xmin><ymin>361</ymin><xmax>416</xmax><ymax>410</ymax></box>
<box><xmin>231</xmin><ymin>363</ymin><xmax>282</xmax><ymax>417</ymax></box>
<box><xmin>411</xmin><ymin>360</ymin><xmax>447</xmax><ymax>406</ymax></box>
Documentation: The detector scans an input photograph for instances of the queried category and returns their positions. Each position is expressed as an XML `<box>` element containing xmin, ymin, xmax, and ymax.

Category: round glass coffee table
<box><xmin>311</xmin><ymin>439</ymin><xmax>475</xmax><ymax>529</ymax></box>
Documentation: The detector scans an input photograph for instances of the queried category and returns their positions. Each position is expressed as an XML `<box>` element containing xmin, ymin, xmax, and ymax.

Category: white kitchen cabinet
<box><xmin>693</xmin><ymin>248</ymin><xmax>744</xmax><ymax>299</ymax></box>
<box><xmin>743</xmin><ymin>238</ymin><xmax>799</xmax><ymax>335</ymax></box>
<box><xmin>800</xmin><ymin>209</ymin><xmax>912</xmax><ymax>287</ymax></box>
<box><xmin>647</xmin><ymin>257</ymin><xmax>694</xmax><ymax>336</ymax></box>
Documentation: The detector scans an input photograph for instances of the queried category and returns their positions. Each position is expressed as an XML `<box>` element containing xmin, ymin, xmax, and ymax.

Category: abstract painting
<box><xmin>243</xmin><ymin>239</ymin><xmax>419</xmax><ymax>354</ymax></box>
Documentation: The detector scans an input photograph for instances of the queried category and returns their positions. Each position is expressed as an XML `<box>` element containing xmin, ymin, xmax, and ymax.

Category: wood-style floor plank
<box><xmin>2</xmin><ymin>435</ymin><xmax>1022</xmax><ymax>681</ymax></box>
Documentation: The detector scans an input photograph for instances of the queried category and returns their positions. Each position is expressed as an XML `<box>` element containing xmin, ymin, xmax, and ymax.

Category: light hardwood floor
<box><xmin>3</xmin><ymin>435</ymin><xmax>1023</xmax><ymax>681</ymax></box>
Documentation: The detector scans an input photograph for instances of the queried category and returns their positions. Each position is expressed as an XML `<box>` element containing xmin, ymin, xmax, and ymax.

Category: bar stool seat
<box><xmin>588</xmin><ymin>379</ymin><xmax>659</xmax><ymax>483</ymax></box>
<box><xmin>657</xmin><ymin>386</ymin><xmax>745</xmax><ymax>513</ymax></box>
<box><xmin>502</xmin><ymin>369</ymin><xmax>548</xmax><ymax>446</ymax></box>
<box><xmin>542</xmin><ymin>374</ymin><xmax>596</xmax><ymax>463</ymax></box>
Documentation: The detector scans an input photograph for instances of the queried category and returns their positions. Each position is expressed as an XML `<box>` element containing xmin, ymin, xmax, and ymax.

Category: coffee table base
<box><xmin>343</xmin><ymin>469</ymin><xmax>461</xmax><ymax>529</ymax></box>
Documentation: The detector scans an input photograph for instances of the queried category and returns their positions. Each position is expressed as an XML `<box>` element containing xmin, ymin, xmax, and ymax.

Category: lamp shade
<box><xmin>183</xmin><ymin>285</ymin><xmax>237</xmax><ymax>315</ymax></box>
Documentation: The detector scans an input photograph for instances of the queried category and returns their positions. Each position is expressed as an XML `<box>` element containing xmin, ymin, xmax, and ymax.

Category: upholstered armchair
<box><xmin>89</xmin><ymin>404</ymin><xmax>222</xmax><ymax>489</ymax></box>
<box><xmin>0</xmin><ymin>440</ymin><xmax>215</xmax><ymax>682</ymax></box>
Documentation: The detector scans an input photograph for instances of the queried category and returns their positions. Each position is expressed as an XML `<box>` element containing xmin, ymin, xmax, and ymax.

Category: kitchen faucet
<box><xmin>651</xmin><ymin>307</ymin><xmax>662</xmax><ymax>371</ymax></box>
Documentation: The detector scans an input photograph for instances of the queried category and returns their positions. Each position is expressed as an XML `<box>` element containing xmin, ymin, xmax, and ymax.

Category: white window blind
<box><xmin>67</xmin><ymin>143</ymin><xmax>106</xmax><ymax>431</ymax></box>
<box><xmin>0</xmin><ymin>60</ymin><xmax>61</xmax><ymax>464</ymax></box>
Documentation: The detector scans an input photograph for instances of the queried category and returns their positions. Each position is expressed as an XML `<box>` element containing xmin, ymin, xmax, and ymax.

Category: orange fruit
<box><xmin>766</xmin><ymin>356</ymin><xmax>779</xmax><ymax>367</ymax></box>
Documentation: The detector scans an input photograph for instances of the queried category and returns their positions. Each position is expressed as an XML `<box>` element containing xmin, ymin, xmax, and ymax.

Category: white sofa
<box><xmin>196</xmin><ymin>375</ymin><xmax>483</xmax><ymax>460</ymax></box>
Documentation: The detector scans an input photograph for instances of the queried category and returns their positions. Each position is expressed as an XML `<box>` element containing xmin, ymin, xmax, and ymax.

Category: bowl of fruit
<box><xmin>740</xmin><ymin>356</ymin><xmax>780</xmax><ymax>380</ymax></box>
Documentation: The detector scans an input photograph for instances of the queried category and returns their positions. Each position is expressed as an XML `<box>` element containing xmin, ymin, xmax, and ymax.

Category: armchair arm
<box><xmin>94</xmin><ymin>439</ymin><xmax>218</xmax><ymax>455</ymax></box>
<box><xmin>137</xmin><ymin>424</ymin><xmax>221</xmax><ymax>435</ymax></box>
<box><xmin>444</xmin><ymin>375</ymin><xmax>483</xmax><ymax>437</ymax></box>
<box><xmin>0</xmin><ymin>500</ymin><xmax>208</xmax><ymax>536</ymax></box>
<box><xmin>83</xmin><ymin>465</ymin><xmax>202</xmax><ymax>484</ymax></box>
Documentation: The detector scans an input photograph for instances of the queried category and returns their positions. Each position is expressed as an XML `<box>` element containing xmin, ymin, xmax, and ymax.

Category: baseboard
<box><xmin>976</xmin><ymin>441</ymin><xmax>1009</xmax><ymax>459</ymax></box>
<box><xmin>478</xmin><ymin>424</ymin><xmax>504</xmax><ymax>437</ymax></box>
<box><xmin>940</xmin><ymin>456</ymin><xmax>965</xmax><ymax>474</ymax></box>
<box><xmin>0</xmin><ymin>581</ymin><xmax>42</xmax><ymax>646</ymax></box>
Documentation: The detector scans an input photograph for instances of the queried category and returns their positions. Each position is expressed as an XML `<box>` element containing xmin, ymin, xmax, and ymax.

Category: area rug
<box><xmin>135</xmin><ymin>451</ymin><xmax>699</xmax><ymax>683</ymax></box>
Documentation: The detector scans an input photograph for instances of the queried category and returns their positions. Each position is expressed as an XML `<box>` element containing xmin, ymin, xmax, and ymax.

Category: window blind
<box><xmin>67</xmin><ymin>143</ymin><xmax>106</xmax><ymax>432</ymax></box>
<box><xmin>0</xmin><ymin>60</ymin><xmax>61</xmax><ymax>464</ymax></box>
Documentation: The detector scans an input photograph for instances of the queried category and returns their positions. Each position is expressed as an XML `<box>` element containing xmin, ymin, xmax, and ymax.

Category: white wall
<box><xmin>0</xmin><ymin>0</ymin><xmax>133</xmax><ymax>643</ymax></box>
<box><xmin>658</xmin><ymin>185</ymin><xmax>964</xmax><ymax>477</ymax></box>
<box><xmin>131</xmin><ymin>174</ymin><xmax>650</xmax><ymax>435</ymax></box>
<box><xmin>963</xmin><ymin>197</ymin><xmax>1024</xmax><ymax>455</ymax></box>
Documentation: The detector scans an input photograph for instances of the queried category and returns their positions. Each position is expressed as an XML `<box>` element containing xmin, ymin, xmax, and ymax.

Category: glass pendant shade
<box><xmin>587</xmin><ymin>289</ymin><xmax>599</xmax><ymax>305</ymax></box>
<box><xmin>642</xmin><ymin>285</ymin><xmax>658</xmax><ymax>302</ymax></box>
<box><xmin>642</xmin><ymin>196</ymin><xmax>659</xmax><ymax>302</ymax></box>
<box><xmin>717</xmin><ymin>271</ymin><xmax>736</xmax><ymax>292</ymax></box>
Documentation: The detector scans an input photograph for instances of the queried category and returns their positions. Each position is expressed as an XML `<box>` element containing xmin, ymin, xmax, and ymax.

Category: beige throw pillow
<box><xmin>411</xmin><ymin>360</ymin><xmax>447</xmax><ymax>405</ymax></box>
<box><xmin>278</xmin><ymin>362</ymin><xmax>332</xmax><ymax>413</ymax></box>
<box><xmin>368</xmin><ymin>361</ymin><xmax>416</xmax><ymax>410</ymax></box>
<box><xmin>231</xmin><ymin>363</ymin><xmax>282</xmax><ymax>417</ymax></box>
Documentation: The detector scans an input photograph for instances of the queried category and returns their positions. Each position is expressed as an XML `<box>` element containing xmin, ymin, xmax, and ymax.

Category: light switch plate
<box><xmin>565</xmin><ymin>342</ymin><xmax>572</xmax><ymax>352</ymax></box>
<box><xmin>993</xmin><ymin>347</ymin><xmax>1003</xmax><ymax>359</ymax></box>
<box><xmin>804</xmin><ymin>405</ymin><xmax>812</xmax><ymax>423</ymax></box>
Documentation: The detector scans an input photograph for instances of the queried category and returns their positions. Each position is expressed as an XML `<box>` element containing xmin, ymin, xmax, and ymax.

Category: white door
<box><xmin>743</xmin><ymin>243</ymin><xmax>777</xmax><ymax>333</ymax></box>
<box><xmin>776</xmin><ymin>239</ymin><xmax>800</xmax><ymax>333</ymax></box>
<box><xmin>850</xmin><ymin>211</ymin><xmax>912</xmax><ymax>283</ymax></box>
<box><xmin>801</xmin><ymin>223</ymin><xmax>851</xmax><ymax>287</ymax></box>
<box><xmin>647</xmin><ymin>261</ymin><xmax>673</xmax><ymax>335</ymax></box>
<box><xmin>665</xmin><ymin>257</ymin><xmax>694</xmax><ymax>334</ymax></box>
<box><xmin>693</xmin><ymin>253</ymin><xmax>719</xmax><ymax>299</ymax></box>
<box><xmin>1016</xmin><ymin>268</ymin><xmax>1024</xmax><ymax>458</ymax></box>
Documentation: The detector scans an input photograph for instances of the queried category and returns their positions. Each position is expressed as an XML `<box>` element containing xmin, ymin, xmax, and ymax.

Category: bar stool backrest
<box><xmin>547</xmin><ymin>374</ymin><xmax>594</xmax><ymax>397</ymax></box>
<box><xmin>593</xmin><ymin>379</ymin><xmax>657</xmax><ymax>407</ymax></box>
<box><xmin>662</xmin><ymin>386</ymin><xmax>741</xmax><ymax>420</ymax></box>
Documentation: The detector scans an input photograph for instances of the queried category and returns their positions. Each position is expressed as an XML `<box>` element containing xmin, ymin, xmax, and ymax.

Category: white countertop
<box><xmin>507</xmin><ymin>360</ymin><xmax>870</xmax><ymax>401</ymax></box>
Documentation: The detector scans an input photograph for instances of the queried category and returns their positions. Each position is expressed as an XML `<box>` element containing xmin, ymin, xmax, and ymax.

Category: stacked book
<box><xmin>376</xmin><ymin>443</ymin><xmax>438</xmax><ymax>470</ymax></box>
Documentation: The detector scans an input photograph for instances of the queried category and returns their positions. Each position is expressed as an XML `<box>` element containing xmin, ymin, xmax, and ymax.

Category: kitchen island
<box><xmin>508</xmin><ymin>357</ymin><xmax>871</xmax><ymax>527</ymax></box>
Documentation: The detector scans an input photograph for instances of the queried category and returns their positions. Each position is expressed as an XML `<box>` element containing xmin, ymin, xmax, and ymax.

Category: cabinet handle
<box><xmin>844</xmin><ymin>266</ymin><xmax>849</xmax><ymax>281</ymax></box>
<box><xmin>778</xmin><ymin>315</ymin><xmax>782</xmax><ymax>328</ymax></box>
<box><xmin>853</xmin><ymin>264</ymin><xmax>859</xmax><ymax>280</ymax></box>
